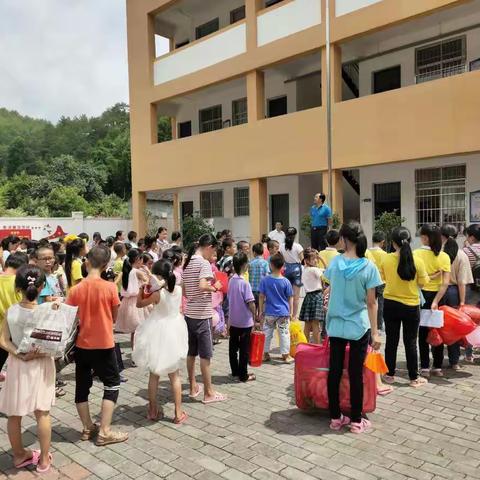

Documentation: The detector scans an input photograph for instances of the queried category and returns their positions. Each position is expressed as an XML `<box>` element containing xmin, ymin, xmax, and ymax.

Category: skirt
<box><xmin>116</xmin><ymin>296</ymin><xmax>143</xmax><ymax>333</ymax></box>
<box><xmin>299</xmin><ymin>291</ymin><xmax>325</xmax><ymax>322</ymax></box>
<box><xmin>0</xmin><ymin>355</ymin><xmax>55</xmax><ymax>417</ymax></box>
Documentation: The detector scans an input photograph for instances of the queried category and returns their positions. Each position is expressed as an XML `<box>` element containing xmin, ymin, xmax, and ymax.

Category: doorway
<box><xmin>374</xmin><ymin>182</ymin><xmax>401</xmax><ymax>218</ymax></box>
<box><xmin>181</xmin><ymin>201</ymin><xmax>194</xmax><ymax>220</ymax></box>
<box><xmin>270</xmin><ymin>194</ymin><xmax>289</xmax><ymax>230</ymax></box>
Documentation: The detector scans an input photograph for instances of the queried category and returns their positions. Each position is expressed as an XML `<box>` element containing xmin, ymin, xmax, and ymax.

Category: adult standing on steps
<box><xmin>310</xmin><ymin>193</ymin><xmax>332</xmax><ymax>251</ymax></box>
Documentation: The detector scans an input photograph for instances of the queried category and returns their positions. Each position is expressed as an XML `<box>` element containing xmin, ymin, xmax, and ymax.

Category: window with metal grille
<box><xmin>234</xmin><ymin>187</ymin><xmax>249</xmax><ymax>217</ymax></box>
<box><xmin>195</xmin><ymin>18</ymin><xmax>219</xmax><ymax>40</ymax></box>
<box><xmin>232</xmin><ymin>98</ymin><xmax>248</xmax><ymax>126</ymax></box>
<box><xmin>415</xmin><ymin>165</ymin><xmax>466</xmax><ymax>232</ymax></box>
<box><xmin>199</xmin><ymin>105</ymin><xmax>222</xmax><ymax>134</ymax></box>
<box><xmin>415</xmin><ymin>36</ymin><xmax>466</xmax><ymax>84</ymax></box>
<box><xmin>230</xmin><ymin>6</ymin><xmax>245</xmax><ymax>24</ymax></box>
<box><xmin>200</xmin><ymin>190</ymin><xmax>223</xmax><ymax>218</ymax></box>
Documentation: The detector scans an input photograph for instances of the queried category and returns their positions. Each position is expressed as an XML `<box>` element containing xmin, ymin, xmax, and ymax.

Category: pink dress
<box><xmin>0</xmin><ymin>305</ymin><xmax>55</xmax><ymax>416</ymax></box>
<box><xmin>116</xmin><ymin>268</ymin><xmax>143</xmax><ymax>333</ymax></box>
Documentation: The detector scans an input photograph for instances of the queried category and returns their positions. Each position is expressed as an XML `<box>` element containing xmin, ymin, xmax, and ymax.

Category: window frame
<box><xmin>372</xmin><ymin>65</ymin><xmax>401</xmax><ymax>95</ymax></box>
<box><xmin>200</xmin><ymin>190</ymin><xmax>224</xmax><ymax>218</ymax></box>
<box><xmin>195</xmin><ymin>18</ymin><xmax>220</xmax><ymax>40</ymax></box>
<box><xmin>230</xmin><ymin>6</ymin><xmax>246</xmax><ymax>24</ymax></box>
<box><xmin>199</xmin><ymin>104</ymin><xmax>223</xmax><ymax>134</ymax></box>
<box><xmin>178</xmin><ymin>121</ymin><xmax>192</xmax><ymax>138</ymax></box>
<box><xmin>232</xmin><ymin>97</ymin><xmax>248</xmax><ymax>126</ymax></box>
<box><xmin>234</xmin><ymin>187</ymin><xmax>250</xmax><ymax>217</ymax></box>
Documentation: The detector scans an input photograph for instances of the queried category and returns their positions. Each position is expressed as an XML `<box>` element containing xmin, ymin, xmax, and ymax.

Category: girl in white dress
<box><xmin>133</xmin><ymin>259</ymin><xmax>188</xmax><ymax>424</ymax></box>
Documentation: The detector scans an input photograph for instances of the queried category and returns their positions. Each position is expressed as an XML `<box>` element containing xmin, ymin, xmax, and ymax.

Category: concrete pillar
<box><xmin>246</xmin><ymin>0</ymin><xmax>263</xmax><ymax>52</ymax></box>
<box><xmin>172</xmin><ymin>192</ymin><xmax>180</xmax><ymax>231</ymax></box>
<box><xmin>133</xmin><ymin>191</ymin><xmax>148</xmax><ymax>236</ymax></box>
<box><xmin>171</xmin><ymin>117</ymin><xmax>177</xmax><ymax>140</ymax></box>
<box><xmin>249</xmin><ymin>178</ymin><xmax>268</xmax><ymax>243</ymax></box>
<box><xmin>321</xmin><ymin>44</ymin><xmax>343</xmax><ymax>105</ymax></box>
<box><xmin>322</xmin><ymin>170</ymin><xmax>344</xmax><ymax>223</ymax></box>
<box><xmin>247</xmin><ymin>70</ymin><xmax>265</xmax><ymax>122</ymax></box>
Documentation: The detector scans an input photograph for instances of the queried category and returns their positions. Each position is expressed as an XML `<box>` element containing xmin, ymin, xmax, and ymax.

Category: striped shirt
<box><xmin>182</xmin><ymin>255</ymin><xmax>213</xmax><ymax>319</ymax></box>
<box><xmin>464</xmin><ymin>243</ymin><xmax>480</xmax><ymax>269</ymax></box>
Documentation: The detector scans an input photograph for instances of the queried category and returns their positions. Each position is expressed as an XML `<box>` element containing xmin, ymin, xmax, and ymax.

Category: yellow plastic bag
<box><xmin>289</xmin><ymin>320</ymin><xmax>307</xmax><ymax>358</ymax></box>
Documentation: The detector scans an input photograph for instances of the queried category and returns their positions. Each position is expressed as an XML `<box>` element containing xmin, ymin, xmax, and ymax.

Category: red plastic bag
<box><xmin>437</xmin><ymin>306</ymin><xmax>476</xmax><ymax>345</ymax></box>
<box><xmin>427</xmin><ymin>328</ymin><xmax>443</xmax><ymax>347</ymax></box>
<box><xmin>249</xmin><ymin>331</ymin><xmax>265</xmax><ymax>367</ymax></box>
<box><xmin>215</xmin><ymin>271</ymin><xmax>229</xmax><ymax>294</ymax></box>
<box><xmin>459</xmin><ymin>305</ymin><xmax>480</xmax><ymax>325</ymax></box>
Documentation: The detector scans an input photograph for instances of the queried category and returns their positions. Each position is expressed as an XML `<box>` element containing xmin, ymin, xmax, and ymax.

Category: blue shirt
<box><xmin>259</xmin><ymin>275</ymin><xmax>293</xmax><ymax>317</ymax></box>
<box><xmin>248</xmin><ymin>257</ymin><xmax>270</xmax><ymax>292</ymax></box>
<box><xmin>324</xmin><ymin>255</ymin><xmax>382</xmax><ymax>340</ymax></box>
<box><xmin>310</xmin><ymin>204</ymin><xmax>332</xmax><ymax>227</ymax></box>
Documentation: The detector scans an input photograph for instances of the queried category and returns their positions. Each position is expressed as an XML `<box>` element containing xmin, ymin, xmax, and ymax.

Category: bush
<box><xmin>374</xmin><ymin>211</ymin><xmax>406</xmax><ymax>251</ymax></box>
<box><xmin>45</xmin><ymin>186</ymin><xmax>90</xmax><ymax>217</ymax></box>
<box><xmin>182</xmin><ymin>213</ymin><xmax>215</xmax><ymax>251</ymax></box>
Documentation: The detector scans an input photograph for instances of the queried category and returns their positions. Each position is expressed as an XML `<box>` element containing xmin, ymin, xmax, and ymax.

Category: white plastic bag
<box><xmin>419</xmin><ymin>309</ymin><xmax>444</xmax><ymax>328</ymax></box>
<box><xmin>17</xmin><ymin>303</ymin><xmax>78</xmax><ymax>357</ymax></box>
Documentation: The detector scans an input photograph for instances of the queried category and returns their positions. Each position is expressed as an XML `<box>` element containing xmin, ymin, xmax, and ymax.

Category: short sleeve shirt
<box><xmin>324</xmin><ymin>256</ymin><xmax>382</xmax><ymax>340</ymax></box>
<box><xmin>413</xmin><ymin>248</ymin><xmax>451</xmax><ymax>292</ymax></box>
<box><xmin>248</xmin><ymin>257</ymin><xmax>270</xmax><ymax>292</ymax></box>
<box><xmin>182</xmin><ymin>255</ymin><xmax>214</xmax><ymax>319</ymax></box>
<box><xmin>228</xmin><ymin>275</ymin><xmax>255</xmax><ymax>328</ymax></box>
<box><xmin>66</xmin><ymin>277</ymin><xmax>120</xmax><ymax>349</ymax></box>
<box><xmin>0</xmin><ymin>274</ymin><xmax>21</xmax><ymax>330</ymax></box>
<box><xmin>280</xmin><ymin>243</ymin><xmax>304</xmax><ymax>264</ymax></box>
<box><xmin>450</xmin><ymin>249</ymin><xmax>474</xmax><ymax>287</ymax></box>
<box><xmin>259</xmin><ymin>276</ymin><xmax>293</xmax><ymax>317</ymax></box>
<box><xmin>310</xmin><ymin>204</ymin><xmax>332</xmax><ymax>227</ymax></box>
<box><xmin>71</xmin><ymin>259</ymin><xmax>83</xmax><ymax>285</ymax></box>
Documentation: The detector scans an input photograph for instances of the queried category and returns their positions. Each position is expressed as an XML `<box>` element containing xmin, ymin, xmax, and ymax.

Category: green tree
<box><xmin>93</xmin><ymin>194</ymin><xmax>129</xmax><ymax>217</ymax></box>
<box><xmin>5</xmin><ymin>137</ymin><xmax>34</xmax><ymax>176</ymax></box>
<box><xmin>181</xmin><ymin>213</ymin><xmax>215</xmax><ymax>251</ymax></box>
<box><xmin>45</xmin><ymin>186</ymin><xmax>90</xmax><ymax>217</ymax></box>
<box><xmin>374</xmin><ymin>211</ymin><xmax>406</xmax><ymax>251</ymax></box>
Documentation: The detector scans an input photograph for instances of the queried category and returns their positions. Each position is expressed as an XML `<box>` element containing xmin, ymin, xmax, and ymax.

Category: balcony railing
<box><xmin>415</xmin><ymin>64</ymin><xmax>467</xmax><ymax>84</ymax></box>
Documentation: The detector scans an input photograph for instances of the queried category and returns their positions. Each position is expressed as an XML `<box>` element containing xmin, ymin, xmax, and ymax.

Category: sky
<box><xmin>0</xmin><ymin>0</ymin><xmax>168</xmax><ymax>123</ymax></box>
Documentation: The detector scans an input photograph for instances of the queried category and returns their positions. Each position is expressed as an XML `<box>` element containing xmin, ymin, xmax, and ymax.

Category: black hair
<box><xmin>325</xmin><ymin>230</ymin><xmax>340</xmax><ymax>247</ymax></box>
<box><xmin>372</xmin><ymin>231</ymin><xmax>386</xmax><ymax>244</ymax></box>
<box><xmin>184</xmin><ymin>233</ymin><xmax>218</xmax><ymax>271</ymax></box>
<box><xmin>105</xmin><ymin>236</ymin><xmax>115</xmax><ymax>247</ymax></box>
<box><xmin>93</xmin><ymin>232</ymin><xmax>102</xmax><ymax>242</ymax></box>
<box><xmin>151</xmin><ymin>259</ymin><xmax>176</xmax><ymax>293</ymax></box>
<box><xmin>113</xmin><ymin>242</ymin><xmax>126</xmax><ymax>256</ymax></box>
<box><xmin>267</xmin><ymin>239</ymin><xmax>279</xmax><ymax>251</ymax></box>
<box><xmin>122</xmin><ymin>248</ymin><xmax>141</xmax><ymax>290</ymax></box>
<box><xmin>222</xmin><ymin>238</ymin><xmax>235</xmax><ymax>251</ymax></box>
<box><xmin>163</xmin><ymin>247</ymin><xmax>182</xmax><ymax>268</ymax></box>
<box><xmin>51</xmin><ymin>242</ymin><xmax>61</xmax><ymax>254</ymax></box>
<box><xmin>252</xmin><ymin>243</ymin><xmax>264</xmax><ymax>256</ymax></box>
<box><xmin>137</xmin><ymin>238</ymin><xmax>145</xmax><ymax>249</ymax></box>
<box><xmin>303</xmin><ymin>247</ymin><xmax>318</xmax><ymax>263</ymax></box>
<box><xmin>269</xmin><ymin>253</ymin><xmax>285</xmax><ymax>270</ymax></box>
<box><xmin>141</xmin><ymin>253</ymin><xmax>154</xmax><ymax>265</ymax></box>
<box><xmin>144</xmin><ymin>235</ymin><xmax>156</xmax><ymax>250</ymax></box>
<box><xmin>56</xmin><ymin>252</ymin><xmax>66</xmax><ymax>267</ymax></box>
<box><xmin>115</xmin><ymin>230</ymin><xmax>124</xmax><ymax>240</ymax></box>
<box><xmin>78</xmin><ymin>233</ymin><xmax>89</xmax><ymax>242</ymax></box>
<box><xmin>65</xmin><ymin>238</ymin><xmax>86</xmax><ymax>287</ymax></box>
<box><xmin>419</xmin><ymin>223</ymin><xmax>442</xmax><ymax>256</ymax></box>
<box><xmin>34</xmin><ymin>244</ymin><xmax>54</xmax><ymax>259</ymax></box>
<box><xmin>284</xmin><ymin>227</ymin><xmax>297</xmax><ymax>251</ymax></box>
<box><xmin>156</xmin><ymin>227</ymin><xmax>167</xmax><ymax>239</ymax></box>
<box><xmin>87</xmin><ymin>245</ymin><xmax>111</xmax><ymax>270</ymax></box>
<box><xmin>15</xmin><ymin>265</ymin><xmax>45</xmax><ymax>302</ymax></box>
<box><xmin>317</xmin><ymin>194</ymin><xmax>326</xmax><ymax>203</ymax></box>
<box><xmin>261</xmin><ymin>234</ymin><xmax>269</xmax><ymax>244</ymax></box>
<box><xmin>237</xmin><ymin>240</ymin><xmax>249</xmax><ymax>251</ymax></box>
<box><xmin>441</xmin><ymin>224</ymin><xmax>459</xmax><ymax>264</ymax></box>
<box><xmin>171</xmin><ymin>231</ymin><xmax>182</xmax><ymax>242</ymax></box>
<box><xmin>275</xmin><ymin>221</ymin><xmax>283</xmax><ymax>226</ymax></box>
<box><xmin>339</xmin><ymin>221</ymin><xmax>367</xmax><ymax>258</ymax></box>
<box><xmin>1</xmin><ymin>235</ymin><xmax>20</xmax><ymax>251</ymax></box>
<box><xmin>233</xmin><ymin>252</ymin><xmax>249</xmax><ymax>275</ymax></box>
<box><xmin>466</xmin><ymin>224</ymin><xmax>480</xmax><ymax>242</ymax></box>
<box><xmin>391</xmin><ymin>227</ymin><xmax>416</xmax><ymax>281</ymax></box>
<box><xmin>128</xmin><ymin>231</ymin><xmax>137</xmax><ymax>242</ymax></box>
<box><xmin>5</xmin><ymin>252</ymin><xmax>29</xmax><ymax>270</ymax></box>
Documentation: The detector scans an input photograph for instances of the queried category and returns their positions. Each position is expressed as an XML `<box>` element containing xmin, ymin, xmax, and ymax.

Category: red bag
<box><xmin>427</xmin><ymin>328</ymin><xmax>443</xmax><ymax>347</ymax></box>
<box><xmin>294</xmin><ymin>341</ymin><xmax>376</xmax><ymax>413</ymax></box>
<box><xmin>249</xmin><ymin>331</ymin><xmax>265</xmax><ymax>367</ymax></box>
<box><xmin>437</xmin><ymin>306</ymin><xmax>476</xmax><ymax>345</ymax></box>
<box><xmin>215</xmin><ymin>271</ymin><xmax>229</xmax><ymax>295</ymax></box>
<box><xmin>459</xmin><ymin>305</ymin><xmax>480</xmax><ymax>325</ymax></box>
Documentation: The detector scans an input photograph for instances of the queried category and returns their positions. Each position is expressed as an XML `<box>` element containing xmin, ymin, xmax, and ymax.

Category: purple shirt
<box><xmin>228</xmin><ymin>274</ymin><xmax>255</xmax><ymax>328</ymax></box>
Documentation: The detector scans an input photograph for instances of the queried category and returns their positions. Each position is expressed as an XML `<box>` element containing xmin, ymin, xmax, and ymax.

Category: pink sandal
<box><xmin>173</xmin><ymin>411</ymin><xmax>188</xmax><ymax>425</ymax></box>
<box><xmin>350</xmin><ymin>419</ymin><xmax>372</xmax><ymax>434</ymax></box>
<box><xmin>330</xmin><ymin>415</ymin><xmax>350</xmax><ymax>431</ymax></box>
<box><xmin>15</xmin><ymin>450</ymin><xmax>40</xmax><ymax>469</ymax></box>
<box><xmin>189</xmin><ymin>384</ymin><xmax>203</xmax><ymax>399</ymax></box>
<box><xmin>36</xmin><ymin>453</ymin><xmax>53</xmax><ymax>474</ymax></box>
<box><xmin>202</xmin><ymin>392</ymin><xmax>227</xmax><ymax>404</ymax></box>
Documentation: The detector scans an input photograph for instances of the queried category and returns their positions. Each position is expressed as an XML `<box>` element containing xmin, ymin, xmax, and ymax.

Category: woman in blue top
<box><xmin>324</xmin><ymin>221</ymin><xmax>382</xmax><ymax>434</ymax></box>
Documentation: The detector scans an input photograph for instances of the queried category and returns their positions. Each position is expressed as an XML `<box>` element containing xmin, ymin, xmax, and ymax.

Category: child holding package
<box><xmin>259</xmin><ymin>253</ymin><xmax>294</xmax><ymax>364</ymax></box>
<box><xmin>0</xmin><ymin>265</ymin><xmax>55</xmax><ymax>473</ymax></box>
<box><xmin>229</xmin><ymin>253</ymin><xmax>257</xmax><ymax>382</ymax></box>
<box><xmin>66</xmin><ymin>245</ymin><xmax>128</xmax><ymax>447</ymax></box>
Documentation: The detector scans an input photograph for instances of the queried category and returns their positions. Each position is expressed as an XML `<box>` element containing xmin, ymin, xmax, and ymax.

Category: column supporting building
<box><xmin>249</xmin><ymin>178</ymin><xmax>268</xmax><ymax>243</ymax></box>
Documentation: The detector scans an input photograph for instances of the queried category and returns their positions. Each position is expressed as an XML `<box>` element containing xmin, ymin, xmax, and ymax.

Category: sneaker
<box><xmin>430</xmin><ymin>368</ymin><xmax>444</xmax><ymax>377</ymax></box>
<box><xmin>420</xmin><ymin>368</ymin><xmax>430</xmax><ymax>378</ymax></box>
<box><xmin>350</xmin><ymin>418</ymin><xmax>372</xmax><ymax>434</ymax></box>
<box><xmin>330</xmin><ymin>415</ymin><xmax>351</xmax><ymax>431</ymax></box>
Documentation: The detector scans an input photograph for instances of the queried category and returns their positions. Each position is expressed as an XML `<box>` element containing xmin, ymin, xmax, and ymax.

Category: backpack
<box><xmin>467</xmin><ymin>246</ymin><xmax>480</xmax><ymax>291</ymax></box>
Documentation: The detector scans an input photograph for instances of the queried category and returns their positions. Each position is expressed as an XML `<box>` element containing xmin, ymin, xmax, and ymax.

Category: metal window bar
<box><xmin>234</xmin><ymin>188</ymin><xmax>249</xmax><ymax>217</ymax></box>
<box><xmin>199</xmin><ymin>105</ymin><xmax>222</xmax><ymax>134</ymax></box>
<box><xmin>232</xmin><ymin>98</ymin><xmax>248</xmax><ymax>126</ymax></box>
<box><xmin>200</xmin><ymin>190</ymin><xmax>223</xmax><ymax>218</ymax></box>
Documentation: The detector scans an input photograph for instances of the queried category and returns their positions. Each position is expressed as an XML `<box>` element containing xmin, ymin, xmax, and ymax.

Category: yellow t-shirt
<box><xmin>413</xmin><ymin>248</ymin><xmax>451</xmax><ymax>292</ymax></box>
<box><xmin>318</xmin><ymin>248</ymin><xmax>339</xmax><ymax>268</ymax></box>
<box><xmin>380</xmin><ymin>253</ymin><xmax>429</xmax><ymax>306</ymax></box>
<box><xmin>365</xmin><ymin>247</ymin><xmax>388</xmax><ymax>268</ymax></box>
<box><xmin>0</xmin><ymin>274</ymin><xmax>22</xmax><ymax>329</ymax></box>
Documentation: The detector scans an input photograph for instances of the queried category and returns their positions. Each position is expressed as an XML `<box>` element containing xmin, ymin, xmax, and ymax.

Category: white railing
<box><xmin>415</xmin><ymin>64</ymin><xmax>467</xmax><ymax>84</ymax></box>
<box><xmin>257</xmin><ymin>0</ymin><xmax>321</xmax><ymax>47</ymax></box>
<box><xmin>153</xmin><ymin>23</ymin><xmax>246</xmax><ymax>86</ymax></box>
<box><xmin>335</xmin><ymin>0</ymin><xmax>383</xmax><ymax>17</ymax></box>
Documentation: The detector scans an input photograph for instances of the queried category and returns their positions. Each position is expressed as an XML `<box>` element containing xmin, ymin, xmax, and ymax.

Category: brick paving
<box><xmin>1</xmin><ymin>336</ymin><xmax>480</xmax><ymax>479</ymax></box>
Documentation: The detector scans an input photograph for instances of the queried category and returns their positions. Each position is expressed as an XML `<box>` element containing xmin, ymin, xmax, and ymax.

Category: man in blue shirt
<box><xmin>310</xmin><ymin>193</ymin><xmax>332</xmax><ymax>251</ymax></box>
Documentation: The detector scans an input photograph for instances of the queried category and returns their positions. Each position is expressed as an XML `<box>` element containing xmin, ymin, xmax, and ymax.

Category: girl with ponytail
<box><xmin>133</xmin><ymin>259</ymin><xmax>188</xmax><ymax>424</ymax></box>
<box><xmin>380</xmin><ymin>227</ymin><xmax>429</xmax><ymax>388</ymax></box>
<box><xmin>116</xmin><ymin>249</ymin><xmax>148</xmax><ymax>353</ymax></box>
<box><xmin>65</xmin><ymin>238</ymin><xmax>87</xmax><ymax>289</ymax></box>
<box><xmin>414</xmin><ymin>224</ymin><xmax>451</xmax><ymax>377</ymax></box>
<box><xmin>440</xmin><ymin>225</ymin><xmax>473</xmax><ymax>370</ymax></box>
<box><xmin>0</xmin><ymin>265</ymin><xmax>56</xmax><ymax>473</ymax></box>
<box><xmin>324</xmin><ymin>221</ymin><xmax>383</xmax><ymax>433</ymax></box>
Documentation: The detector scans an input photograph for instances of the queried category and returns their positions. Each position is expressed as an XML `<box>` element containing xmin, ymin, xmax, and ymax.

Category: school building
<box><xmin>127</xmin><ymin>0</ymin><xmax>480</xmax><ymax>243</ymax></box>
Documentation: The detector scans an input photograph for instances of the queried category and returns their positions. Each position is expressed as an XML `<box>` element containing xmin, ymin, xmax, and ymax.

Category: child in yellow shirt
<box><xmin>318</xmin><ymin>230</ymin><xmax>340</xmax><ymax>269</ymax></box>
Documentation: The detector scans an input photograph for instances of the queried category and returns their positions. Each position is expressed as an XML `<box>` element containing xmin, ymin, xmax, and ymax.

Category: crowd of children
<box><xmin>0</xmin><ymin>219</ymin><xmax>479</xmax><ymax>471</ymax></box>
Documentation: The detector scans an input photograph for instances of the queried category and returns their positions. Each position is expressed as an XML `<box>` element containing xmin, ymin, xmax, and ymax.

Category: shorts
<box><xmin>185</xmin><ymin>317</ymin><xmax>213</xmax><ymax>360</ymax></box>
<box><xmin>284</xmin><ymin>263</ymin><xmax>303</xmax><ymax>287</ymax></box>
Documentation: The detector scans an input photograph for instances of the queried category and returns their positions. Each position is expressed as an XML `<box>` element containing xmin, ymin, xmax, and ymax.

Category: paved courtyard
<box><xmin>1</xmin><ymin>336</ymin><xmax>480</xmax><ymax>480</ymax></box>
